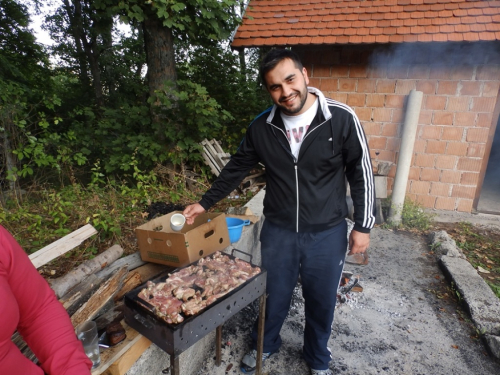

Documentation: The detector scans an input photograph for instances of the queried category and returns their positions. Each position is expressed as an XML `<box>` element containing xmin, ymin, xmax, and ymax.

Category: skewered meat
<box><xmin>137</xmin><ymin>252</ymin><xmax>260</xmax><ymax>323</ymax></box>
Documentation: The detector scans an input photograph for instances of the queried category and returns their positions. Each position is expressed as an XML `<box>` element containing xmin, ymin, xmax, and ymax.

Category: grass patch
<box><xmin>0</xmin><ymin>174</ymin><xmax>254</xmax><ymax>278</ymax></box>
<box><xmin>381</xmin><ymin>197</ymin><xmax>435</xmax><ymax>232</ymax></box>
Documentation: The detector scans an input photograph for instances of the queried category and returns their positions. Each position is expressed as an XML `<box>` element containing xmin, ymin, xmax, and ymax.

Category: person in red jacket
<box><xmin>0</xmin><ymin>225</ymin><xmax>92</xmax><ymax>375</ymax></box>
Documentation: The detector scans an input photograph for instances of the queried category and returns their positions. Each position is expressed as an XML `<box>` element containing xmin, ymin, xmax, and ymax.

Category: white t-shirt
<box><xmin>281</xmin><ymin>97</ymin><xmax>319</xmax><ymax>158</ymax></box>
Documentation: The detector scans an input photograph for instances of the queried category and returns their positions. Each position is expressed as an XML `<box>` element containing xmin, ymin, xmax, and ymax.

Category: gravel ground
<box><xmin>195</xmin><ymin>226</ymin><xmax>500</xmax><ymax>375</ymax></box>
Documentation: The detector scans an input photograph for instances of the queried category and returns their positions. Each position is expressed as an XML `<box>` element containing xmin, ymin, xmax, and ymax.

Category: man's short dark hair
<box><xmin>259</xmin><ymin>49</ymin><xmax>304</xmax><ymax>85</ymax></box>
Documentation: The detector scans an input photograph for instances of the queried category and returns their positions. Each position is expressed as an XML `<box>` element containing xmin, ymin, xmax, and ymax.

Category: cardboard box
<box><xmin>135</xmin><ymin>211</ymin><xmax>230</xmax><ymax>267</ymax></box>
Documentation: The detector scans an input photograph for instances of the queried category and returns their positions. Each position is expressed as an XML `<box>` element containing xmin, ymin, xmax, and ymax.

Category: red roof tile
<box><xmin>232</xmin><ymin>0</ymin><xmax>500</xmax><ymax>47</ymax></box>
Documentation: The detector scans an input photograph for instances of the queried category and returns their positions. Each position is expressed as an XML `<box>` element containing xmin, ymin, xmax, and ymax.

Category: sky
<box><xmin>32</xmin><ymin>14</ymin><xmax>54</xmax><ymax>46</ymax></box>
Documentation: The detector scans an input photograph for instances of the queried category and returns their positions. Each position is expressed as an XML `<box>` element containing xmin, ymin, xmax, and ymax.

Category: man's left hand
<box><xmin>348</xmin><ymin>230</ymin><xmax>370</xmax><ymax>255</ymax></box>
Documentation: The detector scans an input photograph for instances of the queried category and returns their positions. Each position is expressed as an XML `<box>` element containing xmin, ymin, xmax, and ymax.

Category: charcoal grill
<box><xmin>124</xmin><ymin>249</ymin><xmax>267</xmax><ymax>375</ymax></box>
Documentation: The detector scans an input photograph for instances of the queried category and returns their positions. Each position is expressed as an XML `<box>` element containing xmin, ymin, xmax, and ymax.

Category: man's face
<box><xmin>264</xmin><ymin>58</ymin><xmax>310</xmax><ymax>116</ymax></box>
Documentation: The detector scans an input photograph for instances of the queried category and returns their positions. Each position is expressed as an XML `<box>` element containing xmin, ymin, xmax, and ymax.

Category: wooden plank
<box><xmin>91</xmin><ymin>321</ymin><xmax>143</xmax><ymax>375</ymax></box>
<box><xmin>211</xmin><ymin>140</ymin><xmax>231</xmax><ymax>161</ymax></box>
<box><xmin>203</xmin><ymin>140</ymin><xmax>226</xmax><ymax>170</ymax></box>
<box><xmin>201</xmin><ymin>141</ymin><xmax>222</xmax><ymax>176</ymax></box>
<box><xmin>29</xmin><ymin>224</ymin><xmax>97</xmax><ymax>269</ymax></box>
<box><xmin>210</xmin><ymin>139</ymin><xmax>225</xmax><ymax>154</ymax></box>
<box><xmin>71</xmin><ymin>266</ymin><xmax>128</xmax><ymax>327</ymax></box>
<box><xmin>216</xmin><ymin>152</ymin><xmax>231</xmax><ymax>163</ymax></box>
<box><xmin>101</xmin><ymin>336</ymin><xmax>152</xmax><ymax>375</ymax></box>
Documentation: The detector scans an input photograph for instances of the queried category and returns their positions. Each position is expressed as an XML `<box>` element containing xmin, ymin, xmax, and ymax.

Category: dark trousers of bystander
<box><xmin>250</xmin><ymin>219</ymin><xmax>348</xmax><ymax>370</ymax></box>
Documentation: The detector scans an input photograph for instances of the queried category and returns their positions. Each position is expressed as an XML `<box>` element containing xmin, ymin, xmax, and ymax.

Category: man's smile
<box><xmin>280</xmin><ymin>93</ymin><xmax>298</xmax><ymax>104</ymax></box>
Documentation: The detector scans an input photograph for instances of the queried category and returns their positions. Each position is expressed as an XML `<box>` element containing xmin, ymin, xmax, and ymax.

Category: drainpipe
<box><xmin>388</xmin><ymin>89</ymin><xmax>423</xmax><ymax>225</ymax></box>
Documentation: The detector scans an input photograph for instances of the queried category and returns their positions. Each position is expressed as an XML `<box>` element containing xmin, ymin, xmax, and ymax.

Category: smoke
<box><xmin>368</xmin><ymin>41</ymin><xmax>500</xmax><ymax>69</ymax></box>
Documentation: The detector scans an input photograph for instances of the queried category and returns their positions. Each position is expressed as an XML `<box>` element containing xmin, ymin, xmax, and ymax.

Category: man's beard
<box><xmin>278</xmin><ymin>87</ymin><xmax>308</xmax><ymax>116</ymax></box>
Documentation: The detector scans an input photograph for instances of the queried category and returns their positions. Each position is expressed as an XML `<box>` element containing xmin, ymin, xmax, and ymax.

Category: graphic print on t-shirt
<box><xmin>286</xmin><ymin>125</ymin><xmax>310</xmax><ymax>144</ymax></box>
<box><xmin>281</xmin><ymin>97</ymin><xmax>318</xmax><ymax>158</ymax></box>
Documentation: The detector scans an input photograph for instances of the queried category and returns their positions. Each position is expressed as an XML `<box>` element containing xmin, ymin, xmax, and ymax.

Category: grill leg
<box><xmin>170</xmin><ymin>354</ymin><xmax>180</xmax><ymax>375</ymax></box>
<box><xmin>216</xmin><ymin>325</ymin><xmax>222</xmax><ymax>366</ymax></box>
<box><xmin>255</xmin><ymin>293</ymin><xmax>266</xmax><ymax>375</ymax></box>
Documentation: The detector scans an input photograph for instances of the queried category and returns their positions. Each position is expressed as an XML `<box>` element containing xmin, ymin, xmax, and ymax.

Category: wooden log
<box><xmin>71</xmin><ymin>266</ymin><xmax>128</xmax><ymax>327</ymax></box>
<box><xmin>94</xmin><ymin>252</ymin><xmax>146</xmax><ymax>280</ymax></box>
<box><xmin>59</xmin><ymin>273</ymin><xmax>103</xmax><ymax>316</ymax></box>
<box><xmin>113</xmin><ymin>271</ymin><xmax>142</xmax><ymax>302</ymax></box>
<box><xmin>50</xmin><ymin>245</ymin><xmax>123</xmax><ymax>298</ymax></box>
<box><xmin>29</xmin><ymin>224</ymin><xmax>97</xmax><ymax>269</ymax></box>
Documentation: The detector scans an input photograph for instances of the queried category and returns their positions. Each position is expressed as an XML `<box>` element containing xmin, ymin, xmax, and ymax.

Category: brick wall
<box><xmin>296</xmin><ymin>42</ymin><xmax>500</xmax><ymax>213</ymax></box>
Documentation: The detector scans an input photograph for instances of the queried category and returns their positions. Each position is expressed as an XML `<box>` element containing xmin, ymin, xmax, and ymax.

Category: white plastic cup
<box><xmin>76</xmin><ymin>320</ymin><xmax>101</xmax><ymax>369</ymax></box>
<box><xmin>170</xmin><ymin>213</ymin><xmax>186</xmax><ymax>232</ymax></box>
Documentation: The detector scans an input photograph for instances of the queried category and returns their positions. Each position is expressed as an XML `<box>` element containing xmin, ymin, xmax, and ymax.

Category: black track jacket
<box><xmin>199</xmin><ymin>87</ymin><xmax>376</xmax><ymax>234</ymax></box>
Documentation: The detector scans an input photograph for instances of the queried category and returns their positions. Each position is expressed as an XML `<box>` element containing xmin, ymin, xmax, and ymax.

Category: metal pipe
<box><xmin>388</xmin><ymin>89</ymin><xmax>424</xmax><ymax>225</ymax></box>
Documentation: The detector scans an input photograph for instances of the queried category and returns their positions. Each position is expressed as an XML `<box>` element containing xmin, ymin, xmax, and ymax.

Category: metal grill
<box><xmin>123</xmin><ymin>250</ymin><xmax>267</xmax><ymax>374</ymax></box>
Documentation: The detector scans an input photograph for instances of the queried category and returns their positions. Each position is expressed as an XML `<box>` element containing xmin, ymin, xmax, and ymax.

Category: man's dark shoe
<box><xmin>240</xmin><ymin>349</ymin><xmax>275</xmax><ymax>374</ymax></box>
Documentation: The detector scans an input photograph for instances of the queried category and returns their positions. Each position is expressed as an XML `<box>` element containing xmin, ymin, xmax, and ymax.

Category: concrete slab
<box><xmin>485</xmin><ymin>334</ymin><xmax>500</xmax><ymax>360</ymax></box>
<box><xmin>439</xmin><ymin>255</ymin><xmax>500</xmax><ymax>336</ymax></box>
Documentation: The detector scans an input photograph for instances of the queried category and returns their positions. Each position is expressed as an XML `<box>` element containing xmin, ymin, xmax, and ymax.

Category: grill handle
<box><xmin>231</xmin><ymin>248</ymin><xmax>253</xmax><ymax>264</ymax></box>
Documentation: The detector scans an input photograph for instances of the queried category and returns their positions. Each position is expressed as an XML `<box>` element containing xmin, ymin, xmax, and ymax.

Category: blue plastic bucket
<box><xmin>226</xmin><ymin>217</ymin><xmax>251</xmax><ymax>243</ymax></box>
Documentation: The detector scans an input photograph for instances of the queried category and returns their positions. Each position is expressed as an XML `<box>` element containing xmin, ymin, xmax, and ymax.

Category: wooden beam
<box><xmin>29</xmin><ymin>224</ymin><xmax>97</xmax><ymax>269</ymax></box>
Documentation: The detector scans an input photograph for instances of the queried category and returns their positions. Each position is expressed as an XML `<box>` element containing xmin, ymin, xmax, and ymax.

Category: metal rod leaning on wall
<box><xmin>388</xmin><ymin>89</ymin><xmax>423</xmax><ymax>225</ymax></box>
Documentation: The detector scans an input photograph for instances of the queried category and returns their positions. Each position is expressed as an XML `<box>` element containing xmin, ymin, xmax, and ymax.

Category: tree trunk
<box><xmin>63</xmin><ymin>0</ymin><xmax>90</xmax><ymax>90</ymax></box>
<box><xmin>1</xmin><ymin>121</ymin><xmax>16</xmax><ymax>192</ymax></box>
<box><xmin>142</xmin><ymin>7</ymin><xmax>177</xmax><ymax>128</ymax></box>
<box><xmin>64</xmin><ymin>0</ymin><xmax>105</xmax><ymax>105</ymax></box>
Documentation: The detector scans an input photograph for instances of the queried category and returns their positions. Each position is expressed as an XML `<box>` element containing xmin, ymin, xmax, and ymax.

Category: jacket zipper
<box><xmin>269</xmin><ymin>118</ymin><xmax>331</xmax><ymax>233</ymax></box>
<box><xmin>294</xmin><ymin>164</ymin><xmax>299</xmax><ymax>232</ymax></box>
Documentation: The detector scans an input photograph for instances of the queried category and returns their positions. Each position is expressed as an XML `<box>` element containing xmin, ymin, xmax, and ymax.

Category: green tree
<box><xmin>0</xmin><ymin>0</ymin><xmax>57</xmax><ymax>192</ymax></box>
<box><xmin>118</xmin><ymin>0</ymin><xmax>239</xmax><ymax>126</ymax></box>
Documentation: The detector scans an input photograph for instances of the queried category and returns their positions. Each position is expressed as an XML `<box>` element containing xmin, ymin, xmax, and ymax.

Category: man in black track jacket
<box><xmin>183</xmin><ymin>49</ymin><xmax>375</xmax><ymax>375</ymax></box>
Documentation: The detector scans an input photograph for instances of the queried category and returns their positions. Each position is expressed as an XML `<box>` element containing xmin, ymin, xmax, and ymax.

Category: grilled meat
<box><xmin>137</xmin><ymin>252</ymin><xmax>260</xmax><ymax>323</ymax></box>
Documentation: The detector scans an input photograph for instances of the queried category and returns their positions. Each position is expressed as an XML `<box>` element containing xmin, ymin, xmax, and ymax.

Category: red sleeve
<box><xmin>0</xmin><ymin>225</ymin><xmax>92</xmax><ymax>375</ymax></box>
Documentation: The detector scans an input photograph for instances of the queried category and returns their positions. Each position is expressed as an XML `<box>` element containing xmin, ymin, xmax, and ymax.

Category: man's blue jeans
<box><xmin>250</xmin><ymin>219</ymin><xmax>348</xmax><ymax>370</ymax></box>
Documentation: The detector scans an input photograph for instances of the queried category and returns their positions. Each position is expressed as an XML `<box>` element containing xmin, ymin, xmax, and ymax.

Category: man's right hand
<box><xmin>183</xmin><ymin>203</ymin><xmax>206</xmax><ymax>225</ymax></box>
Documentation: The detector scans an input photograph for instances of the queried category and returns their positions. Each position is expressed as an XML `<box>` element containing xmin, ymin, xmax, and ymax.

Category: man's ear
<box><xmin>302</xmin><ymin>67</ymin><xmax>310</xmax><ymax>85</ymax></box>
